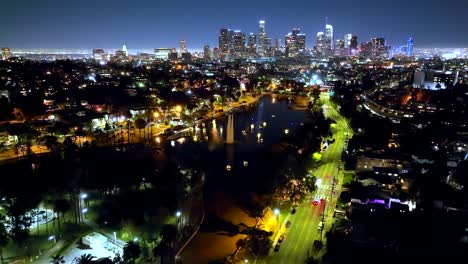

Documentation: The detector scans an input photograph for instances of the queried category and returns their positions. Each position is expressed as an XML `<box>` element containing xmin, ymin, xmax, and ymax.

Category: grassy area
<box><xmin>342</xmin><ymin>172</ymin><xmax>354</xmax><ymax>186</ymax></box>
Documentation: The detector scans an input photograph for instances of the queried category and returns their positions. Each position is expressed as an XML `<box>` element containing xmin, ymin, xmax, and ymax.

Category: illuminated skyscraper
<box><xmin>232</xmin><ymin>30</ymin><xmax>246</xmax><ymax>57</ymax></box>
<box><xmin>257</xmin><ymin>20</ymin><xmax>268</xmax><ymax>56</ymax></box>
<box><xmin>350</xmin><ymin>35</ymin><xmax>358</xmax><ymax>49</ymax></box>
<box><xmin>219</xmin><ymin>28</ymin><xmax>230</xmax><ymax>54</ymax></box>
<box><xmin>180</xmin><ymin>40</ymin><xmax>188</xmax><ymax>53</ymax></box>
<box><xmin>92</xmin><ymin>49</ymin><xmax>105</xmax><ymax>60</ymax></box>
<box><xmin>247</xmin><ymin>33</ymin><xmax>257</xmax><ymax>54</ymax></box>
<box><xmin>344</xmin><ymin>34</ymin><xmax>352</xmax><ymax>48</ymax></box>
<box><xmin>204</xmin><ymin>45</ymin><xmax>211</xmax><ymax>61</ymax></box>
<box><xmin>371</xmin><ymin>37</ymin><xmax>386</xmax><ymax>58</ymax></box>
<box><xmin>122</xmin><ymin>44</ymin><xmax>128</xmax><ymax>56</ymax></box>
<box><xmin>285</xmin><ymin>28</ymin><xmax>306</xmax><ymax>57</ymax></box>
<box><xmin>407</xmin><ymin>37</ymin><xmax>413</xmax><ymax>56</ymax></box>
<box><xmin>325</xmin><ymin>24</ymin><xmax>334</xmax><ymax>50</ymax></box>
<box><xmin>316</xmin><ymin>32</ymin><xmax>325</xmax><ymax>53</ymax></box>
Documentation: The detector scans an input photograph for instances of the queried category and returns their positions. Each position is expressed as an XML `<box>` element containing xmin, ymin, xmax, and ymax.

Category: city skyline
<box><xmin>1</xmin><ymin>0</ymin><xmax>467</xmax><ymax>49</ymax></box>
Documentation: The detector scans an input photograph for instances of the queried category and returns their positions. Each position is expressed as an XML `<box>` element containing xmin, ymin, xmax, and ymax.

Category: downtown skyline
<box><xmin>1</xmin><ymin>0</ymin><xmax>467</xmax><ymax>50</ymax></box>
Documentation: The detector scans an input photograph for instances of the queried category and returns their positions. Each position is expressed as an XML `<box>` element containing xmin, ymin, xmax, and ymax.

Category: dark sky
<box><xmin>1</xmin><ymin>0</ymin><xmax>467</xmax><ymax>50</ymax></box>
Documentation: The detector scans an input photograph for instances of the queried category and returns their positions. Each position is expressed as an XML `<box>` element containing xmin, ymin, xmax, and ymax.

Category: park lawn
<box><xmin>342</xmin><ymin>172</ymin><xmax>354</xmax><ymax>186</ymax></box>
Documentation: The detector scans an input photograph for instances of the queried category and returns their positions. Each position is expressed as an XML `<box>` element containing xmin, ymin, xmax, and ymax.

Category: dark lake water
<box><xmin>172</xmin><ymin>96</ymin><xmax>308</xmax><ymax>194</ymax></box>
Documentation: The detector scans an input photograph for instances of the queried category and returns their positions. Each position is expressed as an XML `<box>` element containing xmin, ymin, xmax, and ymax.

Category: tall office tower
<box><xmin>204</xmin><ymin>45</ymin><xmax>211</xmax><ymax>61</ymax></box>
<box><xmin>407</xmin><ymin>37</ymin><xmax>413</xmax><ymax>56</ymax></box>
<box><xmin>122</xmin><ymin>44</ymin><xmax>128</xmax><ymax>56</ymax></box>
<box><xmin>371</xmin><ymin>37</ymin><xmax>385</xmax><ymax>58</ymax></box>
<box><xmin>360</xmin><ymin>41</ymin><xmax>373</xmax><ymax>58</ymax></box>
<box><xmin>180</xmin><ymin>40</ymin><xmax>188</xmax><ymax>53</ymax></box>
<box><xmin>154</xmin><ymin>48</ymin><xmax>173</xmax><ymax>60</ymax></box>
<box><xmin>325</xmin><ymin>24</ymin><xmax>334</xmax><ymax>50</ymax></box>
<box><xmin>336</xmin><ymin>39</ymin><xmax>345</xmax><ymax>49</ymax></box>
<box><xmin>257</xmin><ymin>20</ymin><xmax>267</xmax><ymax>56</ymax></box>
<box><xmin>247</xmin><ymin>33</ymin><xmax>257</xmax><ymax>54</ymax></box>
<box><xmin>92</xmin><ymin>49</ymin><xmax>105</xmax><ymax>59</ymax></box>
<box><xmin>285</xmin><ymin>28</ymin><xmax>306</xmax><ymax>57</ymax></box>
<box><xmin>344</xmin><ymin>34</ymin><xmax>352</xmax><ymax>48</ymax></box>
<box><xmin>297</xmin><ymin>33</ymin><xmax>306</xmax><ymax>51</ymax></box>
<box><xmin>275</xmin><ymin>38</ymin><xmax>281</xmax><ymax>49</ymax></box>
<box><xmin>285</xmin><ymin>33</ymin><xmax>297</xmax><ymax>57</ymax></box>
<box><xmin>232</xmin><ymin>30</ymin><xmax>246</xmax><ymax>57</ymax></box>
<box><xmin>350</xmin><ymin>35</ymin><xmax>358</xmax><ymax>49</ymax></box>
<box><xmin>219</xmin><ymin>28</ymin><xmax>230</xmax><ymax>54</ymax></box>
<box><xmin>316</xmin><ymin>32</ymin><xmax>325</xmax><ymax>52</ymax></box>
<box><xmin>1</xmin><ymin>48</ymin><xmax>11</xmax><ymax>60</ymax></box>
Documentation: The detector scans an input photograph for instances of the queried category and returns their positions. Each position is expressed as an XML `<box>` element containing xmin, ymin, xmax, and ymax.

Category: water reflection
<box><xmin>172</xmin><ymin>96</ymin><xmax>308</xmax><ymax>191</ymax></box>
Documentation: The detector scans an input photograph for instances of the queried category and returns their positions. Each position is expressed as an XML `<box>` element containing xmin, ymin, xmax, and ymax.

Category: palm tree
<box><xmin>123</xmin><ymin>241</ymin><xmax>141</xmax><ymax>264</ymax></box>
<box><xmin>73</xmin><ymin>253</ymin><xmax>95</xmax><ymax>264</ymax></box>
<box><xmin>53</xmin><ymin>198</ymin><xmax>70</xmax><ymax>232</ymax></box>
<box><xmin>134</xmin><ymin>118</ymin><xmax>147</xmax><ymax>142</ymax></box>
<box><xmin>50</xmin><ymin>255</ymin><xmax>66</xmax><ymax>264</ymax></box>
<box><xmin>152</xmin><ymin>241</ymin><xmax>171</xmax><ymax>264</ymax></box>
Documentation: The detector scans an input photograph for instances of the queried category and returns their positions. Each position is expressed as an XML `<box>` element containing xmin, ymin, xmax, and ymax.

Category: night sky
<box><xmin>1</xmin><ymin>0</ymin><xmax>467</xmax><ymax>50</ymax></box>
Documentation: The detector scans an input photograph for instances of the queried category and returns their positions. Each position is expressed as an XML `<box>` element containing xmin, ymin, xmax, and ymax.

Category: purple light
<box><xmin>369</xmin><ymin>199</ymin><xmax>385</xmax><ymax>204</ymax></box>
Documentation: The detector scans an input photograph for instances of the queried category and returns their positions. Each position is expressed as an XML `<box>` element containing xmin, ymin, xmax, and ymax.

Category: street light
<box><xmin>273</xmin><ymin>208</ymin><xmax>280</xmax><ymax>216</ymax></box>
<box><xmin>48</xmin><ymin>235</ymin><xmax>56</xmax><ymax>243</ymax></box>
<box><xmin>175</xmin><ymin>211</ymin><xmax>182</xmax><ymax>218</ymax></box>
<box><xmin>80</xmin><ymin>193</ymin><xmax>88</xmax><ymax>199</ymax></box>
<box><xmin>133</xmin><ymin>237</ymin><xmax>139</xmax><ymax>242</ymax></box>
<box><xmin>82</xmin><ymin>208</ymin><xmax>88</xmax><ymax>214</ymax></box>
<box><xmin>244</xmin><ymin>259</ymin><xmax>249</xmax><ymax>263</ymax></box>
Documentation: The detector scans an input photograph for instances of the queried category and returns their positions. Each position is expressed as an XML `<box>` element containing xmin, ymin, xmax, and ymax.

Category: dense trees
<box><xmin>123</xmin><ymin>241</ymin><xmax>141</xmax><ymax>264</ymax></box>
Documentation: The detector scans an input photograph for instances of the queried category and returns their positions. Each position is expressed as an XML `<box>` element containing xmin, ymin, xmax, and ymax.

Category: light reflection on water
<box><xmin>170</xmin><ymin>96</ymin><xmax>309</xmax><ymax>191</ymax></box>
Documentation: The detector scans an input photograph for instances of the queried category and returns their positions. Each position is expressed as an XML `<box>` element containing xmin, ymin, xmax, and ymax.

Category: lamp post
<box><xmin>274</xmin><ymin>208</ymin><xmax>280</xmax><ymax>233</ymax></box>
<box><xmin>176</xmin><ymin>210</ymin><xmax>182</xmax><ymax>230</ymax></box>
<box><xmin>48</xmin><ymin>235</ymin><xmax>56</xmax><ymax>243</ymax></box>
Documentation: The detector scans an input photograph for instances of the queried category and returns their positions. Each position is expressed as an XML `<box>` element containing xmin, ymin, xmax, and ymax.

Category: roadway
<box><xmin>264</xmin><ymin>93</ymin><xmax>352</xmax><ymax>264</ymax></box>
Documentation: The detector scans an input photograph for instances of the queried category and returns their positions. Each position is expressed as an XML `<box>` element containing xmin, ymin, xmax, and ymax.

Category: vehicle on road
<box><xmin>286</xmin><ymin>221</ymin><xmax>292</xmax><ymax>228</ymax></box>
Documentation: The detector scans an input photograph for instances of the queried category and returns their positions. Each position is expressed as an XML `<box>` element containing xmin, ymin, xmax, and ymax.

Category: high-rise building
<box><xmin>407</xmin><ymin>37</ymin><xmax>413</xmax><ymax>56</ymax></box>
<box><xmin>344</xmin><ymin>34</ymin><xmax>352</xmax><ymax>48</ymax></box>
<box><xmin>168</xmin><ymin>48</ymin><xmax>178</xmax><ymax>61</ymax></box>
<box><xmin>247</xmin><ymin>33</ymin><xmax>257</xmax><ymax>54</ymax></box>
<box><xmin>360</xmin><ymin>41</ymin><xmax>373</xmax><ymax>58</ymax></box>
<box><xmin>285</xmin><ymin>28</ymin><xmax>306</xmax><ymax>57</ymax></box>
<box><xmin>232</xmin><ymin>30</ymin><xmax>246</xmax><ymax>56</ymax></box>
<box><xmin>316</xmin><ymin>32</ymin><xmax>325</xmax><ymax>52</ymax></box>
<box><xmin>180</xmin><ymin>40</ymin><xmax>188</xmax><ymax>53</ymax></box>
<box><xmin>325</xmin><ymin>24</ymin><xmax>334</xmax><ymax>50</ymax></box>
<box><xmin>203</xmin><ymin>45</ymin><xmax>211</xmax><ymax>61</ymax></box>
<box><xmin>92</xmin><ymin>49</ymin><xmax>105</xmax><ymax>60</ymax></box>
<box><xmin>219</xmin><ymin>28</ymin><xmax>230</xmax><ymax>54</ymax></box>
<box><xmin>122</xmin><ymin>44</ymin><xmax>128</xmax><ymax>57</ymax></box>
<box><xmin>350</xmin><ymin>35</ymin><xmax>358</xmax><ymax>50</ymax></box>
<box><xmin>336</xmin><ymin>39</ymin><xmax>345</xmax><ymax>50</ymax></box>
<box><xmin>154</xmin><ymin>48</ymin><xmax>173</xmax><ymax>60</ymax></box>
<box><xmin>371</xmin><ymin>37</ymin><xmax>386</xmax><ymax>58</ymax></box>
<box><xmin>258</xmin><ymin>20</ymin><xmax>268</xmax><ymax>56</ymax></box>
<box><xmin>1</xmin><ymin>48</ymin><xmax>11</xmax><ymax>60</ymax></box>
